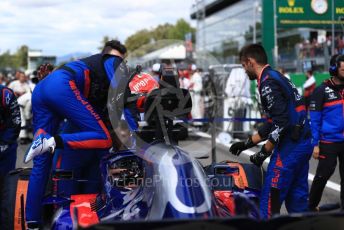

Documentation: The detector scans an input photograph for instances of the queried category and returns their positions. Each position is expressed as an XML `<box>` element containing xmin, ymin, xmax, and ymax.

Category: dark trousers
<box><xmin>0</xmin><ymin>144</ymin><xmax>17</xmax><ymax>224</ymax></box>
<box><xmin>309</xmin><ymin>142</ymin><xmax>344</xmax><ymax>209</ymax></box>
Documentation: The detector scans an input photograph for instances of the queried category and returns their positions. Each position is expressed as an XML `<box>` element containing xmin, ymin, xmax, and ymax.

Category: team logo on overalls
<box><xmin>5</xmin><ymin>94</ymin><xmax>10</xmax><ymax>105</ymax></box>
<box><xmin>32</xmin><ymin>137</ymin><xmax>43</xmax><ymax>150</ymax></box>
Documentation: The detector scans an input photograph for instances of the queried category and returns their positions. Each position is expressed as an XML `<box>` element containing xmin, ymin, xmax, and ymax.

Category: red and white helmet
<box><xmin>129</xmin><ymin>72</ymin><xmax>159</xmax><ymax>94</ymax></box>
<box><xmin>129</xmin><ymin>72</ymin><xmax>159</xmax><ymax>112</ymax></box>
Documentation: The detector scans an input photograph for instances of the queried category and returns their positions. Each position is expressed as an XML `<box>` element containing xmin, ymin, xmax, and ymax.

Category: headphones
<box><xmin>329</xmin><ymin>54</ymin><xmax>344</xmax><ymax>76</ymax></box>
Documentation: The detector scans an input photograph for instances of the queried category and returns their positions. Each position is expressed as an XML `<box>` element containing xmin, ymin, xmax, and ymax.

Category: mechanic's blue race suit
<box><xmin>257</xmin><ymin>65</ymin><xmax>312</xmax><ymax>219</ymax></box>
<box><xmin>0</xmin><ymin>86</ymin><xmax>21</xmax><ymax>221</ymax></box>
<box><xmin>52</xmin><ymin>121</ymin><xmax>105</xmax><ymax>196</ymax></box>
<box><xmin>308</xmin><ymin>78</ymin><xmax>344</xmax><ymax>209</ymax></box>
<box><xmin>0</xmin><ymin>85</ymin><xmax>21</xmax><ymax>179</ymax></box>
<box><xmin>26</xmin><ymin>54</ymin><xmax>129</xmax><ymax>224</ymax></box>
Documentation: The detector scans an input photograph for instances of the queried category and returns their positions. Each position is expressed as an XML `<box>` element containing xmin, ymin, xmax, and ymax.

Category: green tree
<box><xmin>167</xmin><ymin>19</ymin><xmax>195</xmax><ymax>41</ymax></box>
<box><xmin>125</xmin><ymin>29</ymin><xmax>152</xmax><ymax>53</ymax></box>
<box><xmin>123</xmin><ymin>19</ymin><xmax>195</xmax><ymax>55</ymax></box>
<box><xmin>152</xmin><ymin>23</ymin><xmax>174</xmax><ymax>41</ymax></box>
<box><xmin>0</xmin><ymin>50</ymin><xmax>15</xmax><ymax>69</ymax></box>
<box><xmin>0</xmin><ymin>45</ymin><xmax>28</xmax><ymax>69</ymax></box>
<box><xmin>14</xmin><ymin>45</ymin><xmax>28</xmax><ymax>68</ymax></box>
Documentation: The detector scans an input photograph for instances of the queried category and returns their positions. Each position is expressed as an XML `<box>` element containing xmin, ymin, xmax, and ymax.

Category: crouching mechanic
<box><xmin>24</xmin><ymin>40</ymin><xmax>129</xmax><ymax>228</ymax></box>
<box><xmin>0</xmin><ymin>86</ymin><xmax>21</xmax><ymax>214</ymax></box>
<box><xmin>229</xmin><ymin>44</ymin><xmax>312</xmax><ymax>219</ymax></box>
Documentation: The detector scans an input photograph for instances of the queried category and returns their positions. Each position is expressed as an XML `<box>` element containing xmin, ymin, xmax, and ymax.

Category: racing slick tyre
<box><xmin>0</xmin><ymin>168</ymin><xmax>31</xmax><ymax>230</ymax></box>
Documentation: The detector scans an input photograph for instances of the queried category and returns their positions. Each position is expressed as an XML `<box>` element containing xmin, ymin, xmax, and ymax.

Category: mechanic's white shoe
<box><xmin>24</xmin><ymin>134</ymin><xmax>56</xmax><ymax>163</ymax></box>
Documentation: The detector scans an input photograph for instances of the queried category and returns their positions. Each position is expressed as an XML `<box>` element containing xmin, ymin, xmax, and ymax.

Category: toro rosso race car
<box><xmin>2</xmin><ymin>66</ymin><xmax>264</xmax><ymax>229</ymax></box>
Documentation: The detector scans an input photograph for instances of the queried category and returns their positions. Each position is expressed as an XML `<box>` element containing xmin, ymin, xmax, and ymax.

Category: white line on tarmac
<box><xmin>194</xmin><ymin>131</ymin><xmax>341</xmax><ymax>192</ymax></box>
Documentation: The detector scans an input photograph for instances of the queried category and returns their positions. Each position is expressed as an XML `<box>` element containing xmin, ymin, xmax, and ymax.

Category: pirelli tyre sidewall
<box><xmin>0</xmin><ymin>168</ymin><xmax>31</xmax><ymax>230</ymax></box>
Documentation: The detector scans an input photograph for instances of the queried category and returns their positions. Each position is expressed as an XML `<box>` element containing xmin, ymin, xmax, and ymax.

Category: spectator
<box><xmin>37</xmin><ymin>63</ymin><xmax>55</xmax><ymax>81</ymax></box>
<box><xmin>179</xmin><ymin>69</ymin><xmax>191</xmax><ymax>90</ymax></box>
<box><xmin>189</xmin><ymin>64</ymin><xmax>204</xmax><ymax>127</ymax></box>
<box><xmin>8</xmin><ymin>71</ymin><xmax>32</xmax><ymax>144</ymax></box>
<box><xmin>303</xmin><ymin>69</ymin><xmax>316</xmax><ymax>110</ymax></box>
<box><xmin>8</xmin><ymin>71</ymin><xmax>30</xmax><ymax>98</ymax></box>
<box><xmin>151</xmin><ymin>63</ymin><xmax>161</xmax><ymax>82</ymax></box>
<box><xmin>0</xmin><ymin>73</ymin><xmax>5</xmax><ymax>86</ymax></box>
<box><xmin>327</xmin><ymin>35</ymin><xmax>332</xmax><ymax>56</ymax></box>
<box><xmin>224</xmin><ymin>66</ymin><xmax>252</xmax><ymax>134</ymax></box>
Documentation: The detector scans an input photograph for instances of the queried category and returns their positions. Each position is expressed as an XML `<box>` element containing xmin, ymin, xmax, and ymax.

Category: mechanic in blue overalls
<box><xmin>229</xmin><ymin>44</ymin><xmax>312</xmax><ymax>219</ymax></box>
<box><xmin>0</xmin><ymin>85</ymin><xmax>21</xmax><ymax>213</ymax></box>
<box><xmin>308</xmin><ymin>54</ymin><xmax>344</xmax><ymax>211</ymax></box>
<box><xmin>35</xmin><ymin>62</ymin><xmax>127</xmax><ymax>196</ymax></box>
<box><xmin>24</xmin><ymin>40</ymin><xmax>130</xmax><ymax>228</ymax></box>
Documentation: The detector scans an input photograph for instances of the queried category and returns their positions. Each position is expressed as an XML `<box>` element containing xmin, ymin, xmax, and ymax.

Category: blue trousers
<box><xmin>260</xmin><ymin>137</ymin><xmax>312</xmax><ymax>219</ymax></box>
<box><xmin>0</xmin><ymin>143</ymin><xmax>17</xmax><ymax>225</ymax></box>
<box><xmin>52</xmin><ymin>122</ymin><xmax>105</xmax><ymax>196</ymax></box>
<box><xmin>0</xmin><ymin>143</ymin><xmax>17</xmax><ymax>177</ymax></box>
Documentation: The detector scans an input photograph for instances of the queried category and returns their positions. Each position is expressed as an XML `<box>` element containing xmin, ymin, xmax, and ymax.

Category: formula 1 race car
<box><xmin>1</xmin><ymin>146</ymin><xmax>263</xmax><ymax>229</ymax></box>
<box><xmin>0</xmin><ymin>65</ymin><xmax>264</xmax><ymax>230</ymax></box>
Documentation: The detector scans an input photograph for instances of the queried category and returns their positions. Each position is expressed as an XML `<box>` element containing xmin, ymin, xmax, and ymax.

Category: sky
<box><xmin>0</xmin><ymin>0</ymin><xmax>195</xmax><ymax>56</ymax></box>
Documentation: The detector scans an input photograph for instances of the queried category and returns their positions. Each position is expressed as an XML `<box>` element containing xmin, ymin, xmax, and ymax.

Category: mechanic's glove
<box><xmin>229</xmin><ymin>135</ymin><xmax>255</xmax><ymax>156</ymax></box>
<box><xmin>250</xmin><ymin>145</ymin><xmax>272</xmax><ymax>167</ymax></box>
<box><xmin>24</xmin><ymin>133</ymin><xmax>56</xmax><ymax>163</ymax></box>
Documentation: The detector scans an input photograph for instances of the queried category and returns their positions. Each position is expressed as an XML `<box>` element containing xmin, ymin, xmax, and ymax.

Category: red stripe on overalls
<box><xmin>295</xmin><ymin>105</ymin><xmax>306</xmax><ymax>112</ymax></box>
<box><xmin>257</xmin><ymin>64</ymin><xmax>270</xmax><ymax>89</ymax></box>
<box><xmin>34</xmin><ymin>128</ymin><xmax>47</xmax><ymax>138</ymax></box>
<box><xmin>324</xmin><ymin>100</ymin><xmax>343</xmax><ymax>107</ymax></box>
<box><xmin>67</xmin><ymin>120</ymin><xmax>112</xmax><ymax>149</ymax></box>
<box><xmin>268</xmin><ymin>153</ymin><xmax>282</xmax><ymax>218</ymax></box>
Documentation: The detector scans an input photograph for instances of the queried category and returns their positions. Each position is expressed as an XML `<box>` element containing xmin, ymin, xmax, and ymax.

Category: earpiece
<box><xmin>329</xmin><ymin>55</ymin><xmax>343</xmax><ymax>76</ymax></box>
